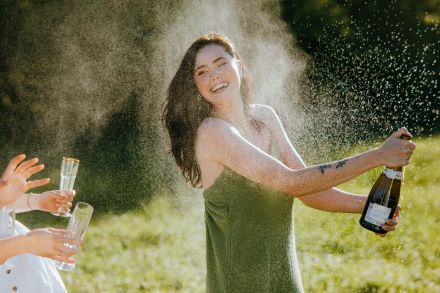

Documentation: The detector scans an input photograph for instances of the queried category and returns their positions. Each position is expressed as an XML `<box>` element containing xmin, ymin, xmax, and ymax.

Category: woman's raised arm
<box><xmin>196</xmin><ymin>118</ymin><xmax>414</xmax><ymax>198</ymax></box>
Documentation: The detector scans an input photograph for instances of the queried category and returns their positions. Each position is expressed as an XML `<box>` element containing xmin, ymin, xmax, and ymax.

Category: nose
<box><xmin>210</xmin><ymin>68</ymin><xmax>221</xmax><ymax>81</ymax></box>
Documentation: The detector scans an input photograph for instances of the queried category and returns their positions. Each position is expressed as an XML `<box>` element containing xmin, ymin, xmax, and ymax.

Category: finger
<box><xmin>385</xmin><ymin>219</ymin><xmax>398</xmax><ymax>226</ymax></box>
<box><xmin>15</xmin><ymin>158</ymin><xmax>39</xmax><ymax>174</ymax></box>
<box><xmin>393</xmin><ymin>207</ymin><xmax>401</xmax><ymax>219</ymax></box>
<box><xmin>62</xmin><ymin>238</ymin><xmax>83</xmax><ymax>247</ymax></box>
<box><xmin>3</xmin><ymin>154</ymin><xmax>26</xmax><ymax>175</ymax></box>
<box><xmin>23</xmin><ymin>164</ymin><xmax>45</xmax><ymax>178</ymax></box>
<box><xmin>55</xmin><ymin>190</ymin><xmax>75</xmax><ymax>197</ymax></box>
<box><xmin>55</xmin><ymin>194</ymin><xmax>74</xmax><ymax>202</ymax></box>
<box><xmin>391</xmin><ymin>127</ymin><xmax>407</xmax><ymax>138</ymax></box>
<box><xmin>381</xmin><ymin>225</ymin><xmax>395</xmax><ymax>232</ymax></box>
<box><xmin>48</xmin><ymin>228</ymin><xmax>68</xmax><ymax>236</ymax></box>
<box><xmin>60</xmin><ymin>245</ymin><xmax>80</xmax><ymax>256</ymax></box>
<box><xmin>62</xmin><ymin>202</ymin><xmax>73</xmax><ymax>209</ymax></box>
<box><xmin>393</xmin><ymin>127</ymin><xmax>413</xmax><ymax>139</ymax></box>
<box><xmin>406</xmin><ymin>141</ymin><xmax>416</xmax><ymax>149</ymax></box>
<box><xmin>52</xmin><ymin>190</ymin><xmax>74</xmax><ymax>197</ymax></box>
<box><xmin>52</xmin><ymin>253</ymin><xmax>76</xmax><ymax>264</ymax></box>
<box><xmin>27</xmin><ymin>178</ymin><xmax>50</xmax><ymax>190</ymax></box>
<box><xmin>59</xmin><ymin>206</ymin><xmax>71</xmax><ymax>214</ymax></box>
<box><xmin>55</xmin><ymin>199</ymin><xmax>70</xmax><ymax>206</ymax></box>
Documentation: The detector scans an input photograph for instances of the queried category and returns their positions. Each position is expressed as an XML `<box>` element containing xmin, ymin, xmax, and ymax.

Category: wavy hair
<box><xmin>162</xmin><ymin>32</ymin><xmax>253</xmax><ymax>187</ymax></box>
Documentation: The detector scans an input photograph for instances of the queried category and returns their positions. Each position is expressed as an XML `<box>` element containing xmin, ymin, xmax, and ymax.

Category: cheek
<box><xmin>194</xmin><ymin>77</ymin><xmax>209</xmax><ymax>96</ymax></box>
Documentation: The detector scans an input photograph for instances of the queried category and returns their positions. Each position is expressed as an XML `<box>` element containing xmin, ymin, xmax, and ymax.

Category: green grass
<box><xmin>18</xmin><ymin>135</ymin><xmax>440</xmax><ymax>292</ymax></box>
<box><xmin>295</xmin><ymin>135</ymin><xmax>440</xmax><ymax>293</ymax></box>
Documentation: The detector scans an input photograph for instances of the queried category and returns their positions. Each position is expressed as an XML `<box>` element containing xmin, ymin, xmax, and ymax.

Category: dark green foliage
<box><xmin>281</xmin><ymin>0</ymin><xmax>440</xmax><ymax>140</ymax></box>
<box><xmin>0</xmin><ymin>0</ymin><xmax>175</xmax><ymax>212</ymax></box>
<box><xmin>74</xmin><ymin>93</ymin><xmax>144</xmax><ymax>213</ymax></box>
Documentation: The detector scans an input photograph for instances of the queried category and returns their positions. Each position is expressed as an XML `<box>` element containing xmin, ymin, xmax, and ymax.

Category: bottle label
<box><xmin>384</xmin><ymin>168</ymin><xmax>403</xmax><ymax>180</ymax></box>
<box><xmin>364</xmin><ymin>203</ymin><xmax>391</xmax><ymax>226</ymax></box>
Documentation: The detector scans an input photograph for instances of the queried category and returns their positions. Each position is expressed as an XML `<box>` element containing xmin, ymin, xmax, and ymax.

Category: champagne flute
<box><xmin>55</xmin><ymin>202</ymin><xmax>93</xmax><ymax>271</ymax></box>
<box><xmin>52</xmin><ymin>157</ymin><xmax>79</xmax><ymax>217</ymax></box>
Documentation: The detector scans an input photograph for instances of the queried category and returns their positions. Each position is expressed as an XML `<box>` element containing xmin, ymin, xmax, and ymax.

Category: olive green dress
<box><xmin>204</xmin><ymin>168</ymin><xmax>304</xmax><ymax>293</ymax></box>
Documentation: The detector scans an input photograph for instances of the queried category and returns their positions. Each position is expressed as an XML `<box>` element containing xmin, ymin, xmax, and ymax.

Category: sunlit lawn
<box><xmin>18</xmin><ymin>135</ymin><xmax>439</xmax><ymax>292</ymax></box>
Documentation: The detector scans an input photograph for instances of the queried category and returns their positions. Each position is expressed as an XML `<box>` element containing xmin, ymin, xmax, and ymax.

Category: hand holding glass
<box><xmin>55</xmin><ymin>202</ymin><xmax>93</xmax><ymax>271</ymax></box>
<box><xmin>52</xmin><ymin>157</ymin><xmax>79</xmax><ymax>217</ymax></box>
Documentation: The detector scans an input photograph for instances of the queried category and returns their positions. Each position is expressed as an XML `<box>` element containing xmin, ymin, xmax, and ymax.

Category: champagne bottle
<box><xmin>359</xmin><ymin>134</ymin><xmax>411</xmax><ymax>234</ymax></box>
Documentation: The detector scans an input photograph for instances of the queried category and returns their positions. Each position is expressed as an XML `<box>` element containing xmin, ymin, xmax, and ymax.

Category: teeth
<box><xmin>211</xmin><ymin>82</ymin><xmax>228</xmax><ymax>92</ymax></box>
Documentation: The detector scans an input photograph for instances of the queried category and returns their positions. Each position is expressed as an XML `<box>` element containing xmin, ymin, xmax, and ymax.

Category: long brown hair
<box><xmin>162</xmin><ymin>32</ymin><xmax>253</xmax><ymax>187</ymax></box>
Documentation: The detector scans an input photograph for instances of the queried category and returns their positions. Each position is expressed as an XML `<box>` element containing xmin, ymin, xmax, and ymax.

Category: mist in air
<box><xmin>1</xmin><ymin>0</ymin><xmax>438</xmax><ymax>207</ymax></box>
<box><xmin>1</xmin><ymin>1</ymin><xmax>438</xmax><ymax>292</ymax></box>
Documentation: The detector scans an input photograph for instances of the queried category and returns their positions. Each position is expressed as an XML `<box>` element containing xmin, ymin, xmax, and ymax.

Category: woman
<box><xmin>0</xmin><ymin>154</ymin><xmax>81</xmax><ymax>293</ymax></box>
<box><xmin>162</xmin><ymin>33</ymin><xmax>415</xmax><ymax>292</ymax></box>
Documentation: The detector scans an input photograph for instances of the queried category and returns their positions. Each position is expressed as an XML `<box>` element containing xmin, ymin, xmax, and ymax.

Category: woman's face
<box><xmin>193</xmin><ymin>44</ymin><xmax>241</xmax><ymax>106</ymax></box>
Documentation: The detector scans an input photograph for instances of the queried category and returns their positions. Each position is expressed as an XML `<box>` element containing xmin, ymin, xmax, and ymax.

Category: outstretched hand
<box><xmin>25</xmin><ymin>228</ymin><xmax>83</xmax><ymax>263</ymax></box>
<box><xmin>0</xmin><ymin>154</ymin><xmax>50</xmax><ymax>206</ymax></box>
<box><xmin>376</xmin><ymin>206</ymin><xmax>401</xmax><ymax>237</ymax></box>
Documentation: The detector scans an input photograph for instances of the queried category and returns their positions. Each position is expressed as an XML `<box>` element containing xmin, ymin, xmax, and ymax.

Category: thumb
<box><xmin>391</xmin><ymin>127</ymin><xmax>412</xmax><ymax>139</ymax></box>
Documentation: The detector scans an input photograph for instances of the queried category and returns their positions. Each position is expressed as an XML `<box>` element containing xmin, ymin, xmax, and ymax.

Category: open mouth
<box><xmin>210</xmin><ymin>82</ymin><xmax>229</xmax><ymax>94</ymax></box>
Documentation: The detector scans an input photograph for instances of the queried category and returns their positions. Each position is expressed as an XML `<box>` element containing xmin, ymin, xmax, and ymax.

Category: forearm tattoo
<box><xmin>318</xmin><ymin>164</ymin><xmax>332</xmax><ymax>174</ymax></box>
<box><xmin>317</xmin><ymin>159</ymin><xmax>349</xmax><ymax>174</ymax></box>
<box><xmin>336</xmin><ymin>159</ymin><xmax>348</xmax><ymax>169</ymax></box>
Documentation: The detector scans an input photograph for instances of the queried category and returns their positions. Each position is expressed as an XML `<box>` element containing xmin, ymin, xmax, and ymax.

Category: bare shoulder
<box><xmin>250</xmin><ymin>104</ymin><xmax>278</xmax><ymax>126</ymax></box>
<box><xmin>196</xmin><ymin>118</ymin><xmax>239</xmax><ymax>177</ymax></box>
<box><xmin>197</xmin><ymin>118</ymin><xmax>236</xmax><ymax>139</ymax></box>
<box><xmin>196</xmin><ymin>118</ymin><xmax>238</xmax><ymax>153</ymax></box>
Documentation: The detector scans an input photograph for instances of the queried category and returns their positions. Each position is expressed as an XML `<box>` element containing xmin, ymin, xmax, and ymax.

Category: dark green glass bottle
<box><xmin>359</xmin><ymin>135</ymin><xmax>410</xmax><ymax>234</ymax></box>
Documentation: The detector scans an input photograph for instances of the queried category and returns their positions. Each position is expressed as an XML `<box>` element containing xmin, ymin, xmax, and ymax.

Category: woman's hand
<box><xmin>377</xmin><ymin>127</ymin><xmax>416</xmax><ymax>167</ymax></box>
<box><xmin>377</xmin><ymin>206</ymin><xmax>401</xmax><ymax>237</ymax></box>
<box><xmin>24</xmin><ymin>228</ymin><xmax>83</xmax><ymax>263</ymax></box>
<box><xmin>31</xmin><ymin>190</ymin><xmax>75</xmax><ymax>214</ymax></box>
<box><xmin>0</xmin><ymin>154</ymin><xmax>50</xmax><ymax>206</ymax></box>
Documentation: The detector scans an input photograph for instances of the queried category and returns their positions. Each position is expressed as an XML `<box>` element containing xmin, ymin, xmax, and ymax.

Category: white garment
<box><xmin>0</xmin><ymin>221</ymin><xmax>67</xmax><ymax>293</ymax></box>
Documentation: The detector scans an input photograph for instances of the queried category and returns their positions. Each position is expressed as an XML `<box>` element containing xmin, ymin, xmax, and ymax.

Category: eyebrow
<box><xmin>195</xmin><ymin>57</ymin><xmax>227</xmax><ymax>72</ymax></box>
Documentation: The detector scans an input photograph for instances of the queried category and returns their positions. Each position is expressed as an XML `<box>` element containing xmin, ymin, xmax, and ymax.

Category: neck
<box><xmin>212</xmin><ymin>96</ymin><xmax>250</xmax><ymax>130</ymax></box>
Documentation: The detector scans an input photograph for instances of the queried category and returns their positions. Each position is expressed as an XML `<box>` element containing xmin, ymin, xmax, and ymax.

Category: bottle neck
<box><xmin>384</xmin><ymin>167</ymin><xmax>403</xmax><ymax>180</ymax></box>
<box><xmin>386</xmin><ymin>166</ymin><xmax>403</xmax><ymax>172</ymax></box>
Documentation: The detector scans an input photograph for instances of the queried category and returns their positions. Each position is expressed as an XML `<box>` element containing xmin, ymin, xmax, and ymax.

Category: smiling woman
<box><xmin>162</xmin><ymin>32</ymin><xmax>414</xmax><ymax>293</ymax></box>
<box><xmin>193</xmin><ymin>46</ymin><xmax>241</xmax><ymax>102</ymax></box>
<box><xmin>163</xmin><ymin>33</ymin><xmax>254</xmax><ymax>188</ymax></box>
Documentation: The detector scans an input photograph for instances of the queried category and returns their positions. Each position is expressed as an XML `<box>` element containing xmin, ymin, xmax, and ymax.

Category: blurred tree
<box><xmin>0</xmin><ymin>0</ymin><xmax>175</xmax><ymax>212</ymax></box>
<box><xmin>74</xmin><ymin>92</ymin><xmax>145</xmax><ymax>213</ymax></box>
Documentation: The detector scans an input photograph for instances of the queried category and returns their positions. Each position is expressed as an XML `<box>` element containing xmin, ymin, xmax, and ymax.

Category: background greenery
<box><xmin>1</xmin><ymin>0</ymin><xmax>438</xmax><ymax>210</ymax></box>
<box><xmin>1</xmin><ymin>0</ymin><xmax>439</xmax><ymax>292</ymax></box>
<box><xmin>18</xmin><ymin>135</ymin><xmax>440</xmax><ymax>292</ymax></box>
